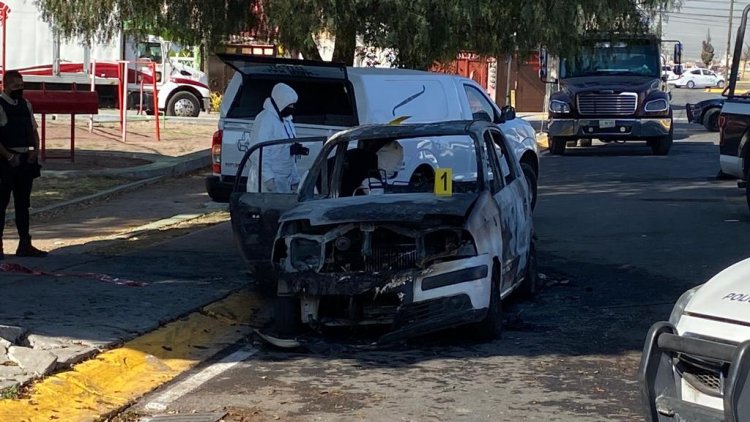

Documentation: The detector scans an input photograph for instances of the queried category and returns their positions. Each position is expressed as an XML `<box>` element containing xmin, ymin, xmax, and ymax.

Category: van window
<box><xmin>464</xmin><ymin>85</ymin><xmax>497</xmax><ymax>122</ymax></box>
<box><xmin>227</xmin><ymin>77</ymin><xmax>358</xmax><ymax>126</ymax></box>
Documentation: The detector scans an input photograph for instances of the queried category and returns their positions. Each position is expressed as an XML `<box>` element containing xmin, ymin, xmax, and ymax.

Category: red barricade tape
<box><xmin>0</xmin><ymin>262</ymin><xmax>148</xmax><ymax>287</ymax></box>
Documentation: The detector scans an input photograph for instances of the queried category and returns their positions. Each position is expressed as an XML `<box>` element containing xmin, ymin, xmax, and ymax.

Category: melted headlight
<box><xmin>290</xmin><ymin>238</ymin><xmax>322</xmax><ymax>271</ymax></box>
<box><xmin>423</xmin><ymin>229</ymin><xmax>477</xmax><ymax>263</ymax></box>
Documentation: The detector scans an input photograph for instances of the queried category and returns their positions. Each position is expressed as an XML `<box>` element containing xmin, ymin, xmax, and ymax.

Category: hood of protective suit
<box><xmin>266</xmin><ymin>83</ymin><xmax>298</xmax><ymax>112</ymax></box>
<box><xmin>377</xmin><ymin>141</ymin><xmax>404</xmax><ymax>178</ymax></box>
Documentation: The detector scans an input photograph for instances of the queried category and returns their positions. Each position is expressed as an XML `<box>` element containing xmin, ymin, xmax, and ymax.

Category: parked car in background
<box><xmin>639</xmin><ymin>258</ymin><xmax>750</xmax><ymax>421</ymax></box>
<box><xmin>230</xmin><ymin>121</ymin><xmax>539</xmax><ymax>342</ymax></box>
<box><xmin>686</xmin><ymin>97</ymin><xmax>723</xmax><ymax>131</ymax></box>
<box><xmin>671</xmin><ymin>68</ymin><xmax>725</xmax><ymax>89</ymax></box>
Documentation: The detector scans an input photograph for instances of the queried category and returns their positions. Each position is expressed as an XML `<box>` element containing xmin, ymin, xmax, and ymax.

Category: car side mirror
<box><xmin>673</xmin><ymin>43</ymin><xmax>683</xmax><ymax>66</ymax></box>
<box><xmin>500</xmin><ymin>105</ymin><xmax>516</xmax><ymax>121</ymax></box>
<box><xmin>673</xmin><ymin>64</ymin><xmax>683</xmax><ymax>76</ymax></box>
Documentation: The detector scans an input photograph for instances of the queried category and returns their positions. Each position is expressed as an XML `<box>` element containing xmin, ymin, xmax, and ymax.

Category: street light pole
<box><xmin>727</xmin><ymin>0</ymin><xmax>736</xmax><ymax>70</ymax></box>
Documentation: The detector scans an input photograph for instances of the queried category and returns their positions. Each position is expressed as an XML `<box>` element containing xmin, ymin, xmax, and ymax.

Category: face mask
<box><xmin>279</xmin><ymin>105</ymin><xmax>295</xmax><ymax>118</ymax></box>
<box><xmin>9</xmin><ymin>89</ymin><xmax>23</xmax><ymax>100</ymax></box>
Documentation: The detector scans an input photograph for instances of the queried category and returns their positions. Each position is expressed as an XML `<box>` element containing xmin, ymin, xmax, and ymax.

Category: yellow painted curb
<box><xmin>536</xmin><ymin>132</ymin><xmax>549</xmax><ymax>151</ymax></box>
<box><xmin>0</xmin><ymin>288</ymin><xmax>266</xmax><ymax>421</ymax></box>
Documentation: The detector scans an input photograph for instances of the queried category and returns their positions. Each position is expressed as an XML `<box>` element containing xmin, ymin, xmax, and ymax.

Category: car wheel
<box><xmin>702</xmin><ymin>108</ymin><xmax>720</xmax><ymax>132</ymax></box>
<box><xmin>167</xmin><ymin>91</ymin><xmax>201</xmax><ymax>117</ymax></box>
<box><xmin>518</xmin><ymin>239</ymin><xmax>540</xmax><ymax>298</ymax></box>
<box><xmin>579</xmin><ymin>138</ymin><xmax>593</xmax><ymax>147</ymax></box>
<box><xmin>549</xmin><ymin>136</ymin><xmax>567</xmax><ymax>155</ymax></box>
<box><xmin>718</xmin><ymin>80</ymin><xmax>726</xmax><ymax>88</ymax></box>
<box><xmin>521</xmin><ymin>163</ymin><xmax>538</xmax><ymax>211</ymax></box>
<box><xmin>471</xmin><ymin>264</ymin><xmax>503</xmax><ymax>340</ymax></box>
<box><xmin>687</xmin><ymin>81</ymin><xmax>696</xmax><ymax>89</ymax></box>
<box><xmin>274</xmin><ymin>296</ymin><xmax>301</xmax><ymax>336</ymax></box>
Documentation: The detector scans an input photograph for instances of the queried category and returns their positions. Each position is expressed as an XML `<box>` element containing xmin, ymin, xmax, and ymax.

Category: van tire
<box><xmin>521</xmin><ymin>163</ymin><xmax>538</xmax><ymax>211</ymax></box>
<box><xmin>167</xmin><ymin>91</ymin><xmax>201</xmax><ymax>117</ymax></box>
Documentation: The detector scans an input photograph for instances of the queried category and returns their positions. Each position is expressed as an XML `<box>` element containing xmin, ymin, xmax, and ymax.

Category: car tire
<box><xmin>702</xmin><ymin>108</ymin><xmax>720</xmax><ymax>132</ymax></box>
<box><xmin>718</xmin><ymin>80</ymin><xmax>726</xmax><ymax>88</ymax></box>
<box><xmin>579</xmin><ymin>138</ymin><xmax>593</xmax><ymax>147</ymax></box>
<box><xmin>518</xmin><ymin>239</ymin><xmax>540</xmax><ymax>299</ymax></box>
<box><xmin>471</xmin><ymin>264</ymin><xmax>503</xmax><ymax>340</ymax></box>
<box><xmin>274</xmin><ymin>296</ymin><xmax>301</xmax><ymax>336</ymax></box>
<box><xmin>549</xmin><ymin>136</ymin><xmax>567</xmax><ymax>155</ymax></box>
<box><xmin>521</xmin><ymin>163</ymin><xmax>538</xmax><ymax>211</ymax></box>
<box><xmin>687</xmin><ymin>81</ymin><xmax>695</xmax><ymax>89</ymax></box>
<box><xmin>167</xmin><ymin>91</ymin><xmax>201</xmax><ymax>117</ymax></box>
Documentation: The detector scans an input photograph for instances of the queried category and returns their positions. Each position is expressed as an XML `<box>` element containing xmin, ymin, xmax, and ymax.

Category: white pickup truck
<box><xmin>205</xmin><ymin>56</ymin><xmax>541</xmax><ymax>208</ymax></box>
<box><xmin>639</xmin><ymin>258</ymin><xmax>750</xmax><ymax>421</ymax></box>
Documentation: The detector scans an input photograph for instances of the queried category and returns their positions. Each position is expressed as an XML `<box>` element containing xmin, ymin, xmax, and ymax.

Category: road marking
<box><xmin>0</xmin><ymin>288</ymin><xmax>267</xmax><ymax>422</ymax></box>
<box><xmin>144</xmin><ymin>347</ymin><xmax>259</xmax><ymax>412</ymax></box>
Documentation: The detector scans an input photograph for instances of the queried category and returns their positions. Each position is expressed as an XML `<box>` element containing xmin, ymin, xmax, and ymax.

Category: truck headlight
<box><xmin>290</xmin><ymin>238</ymin><xmax>322</xmax><ymax>271</ymax></box>
<box><xmin>644</xmin><ymin>99</ymin><xmax>670</xmax><ymax>113</ymax></box>
<box><xmin>550</xmin><ymin>100</ymin><xmax>571</xmax><ymax>114</ymax></box>
<box><xmin>669</xmin><ymin>285</ymin><xmax>702</xmax><ymax>325</ymax></box>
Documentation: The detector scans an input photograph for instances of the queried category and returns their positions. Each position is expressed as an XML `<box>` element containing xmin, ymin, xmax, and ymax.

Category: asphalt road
<box><xmin>122</xmin><ymin>88</ymin><xmax>746</xmax><ymax>422</ymax></box>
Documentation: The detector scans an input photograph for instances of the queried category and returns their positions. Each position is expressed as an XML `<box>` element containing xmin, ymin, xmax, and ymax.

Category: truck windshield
<box><xmin>561</xmin><ymin>40</ymin><xmax>660</xmax><ymax>79</ymax></box>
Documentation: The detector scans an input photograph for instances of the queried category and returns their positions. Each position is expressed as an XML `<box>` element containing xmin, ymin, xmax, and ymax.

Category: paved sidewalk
<box><xmin>0</xmin><ymin>174</ymin><xmax>246</xmax><ymax>392</ymax></box>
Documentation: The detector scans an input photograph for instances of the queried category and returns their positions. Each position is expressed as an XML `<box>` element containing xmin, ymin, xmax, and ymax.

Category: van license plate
<box><xmin>600</xmin><ymin>120</ymin><xmax>615</xmax><ymax>129</ymax></box>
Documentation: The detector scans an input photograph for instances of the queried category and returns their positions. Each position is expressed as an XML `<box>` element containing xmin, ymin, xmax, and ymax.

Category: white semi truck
<box><xmin>2</xmin><ymin>0</ymin><xmax>209</xmax><ymax>117</ymax></box>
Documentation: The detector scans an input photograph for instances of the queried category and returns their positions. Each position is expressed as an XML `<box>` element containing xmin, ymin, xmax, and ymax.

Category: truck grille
<box><xmin>577</xmin><ymin>92</ymin><xmax>638</xmax><ymax>116</ymax></box>
<box><xmin>677</xmin><ymin>355</ymin><xmax>725</xmax><ymax>398</ymax></box>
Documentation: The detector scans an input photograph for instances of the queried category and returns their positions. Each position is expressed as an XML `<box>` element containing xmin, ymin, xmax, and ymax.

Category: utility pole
<box><xmin>727</xmin><ymin>0</ymin><xmax>736</xmax><ymax>71</ymax></box>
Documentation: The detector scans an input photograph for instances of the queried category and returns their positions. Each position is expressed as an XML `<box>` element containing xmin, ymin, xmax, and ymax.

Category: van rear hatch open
<box><xmin>215</xmin><ymin>55</ymin><xmax>359</xmax><ymax>189</ymax></box>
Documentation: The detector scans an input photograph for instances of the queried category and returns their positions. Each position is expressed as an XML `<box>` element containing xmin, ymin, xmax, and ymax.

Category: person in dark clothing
<box><xmin>0</xmin><ymin>70</ymin><xmax>47</xmax><ymax>259</ymax></box>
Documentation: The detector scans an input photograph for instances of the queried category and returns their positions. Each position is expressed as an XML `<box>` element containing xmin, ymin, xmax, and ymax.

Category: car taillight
<box><xmin>211</xmin><ymin>130</ymin><xmax>222</xmax><ymax>174</ymax></box>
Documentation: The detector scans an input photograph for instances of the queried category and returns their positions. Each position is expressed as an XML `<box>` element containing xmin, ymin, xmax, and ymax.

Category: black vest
<box><xmin>0</xmin><ymin>97</ymin><xmax>33</xmax><ymax>149</ymax></box>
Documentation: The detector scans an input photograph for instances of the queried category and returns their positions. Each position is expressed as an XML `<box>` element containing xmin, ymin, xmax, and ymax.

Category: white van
<box><xmin>205</xmin><ymin>55</ymin><xmax>540</xmax><ymax>207</ymax></box>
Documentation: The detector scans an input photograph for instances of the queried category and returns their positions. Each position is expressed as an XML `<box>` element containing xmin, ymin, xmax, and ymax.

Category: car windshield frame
<box><xmin>298</xmin><ymin>132</ymin><xmax>486</xmax><ymax>201</ymax></box>
<box><xmin>561</xmin><ymin>39</ymin><xmax>661</xmax><ymax>79</ymax></box>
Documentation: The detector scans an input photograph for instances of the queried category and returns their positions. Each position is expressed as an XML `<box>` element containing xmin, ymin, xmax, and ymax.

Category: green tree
<box><xmin>701</xmin><ymin>29</ymin><xmax>715</xmax><ymax>68</ymax></box>
<box><xmin>264</xmin><ymin>0</ymin><xmax>680</xmax><ymax>68</ymax></box>
<box><xmin>33</xmin><ymin>0</ymin><xmax>261</xmax><ymax>49</ymax></box>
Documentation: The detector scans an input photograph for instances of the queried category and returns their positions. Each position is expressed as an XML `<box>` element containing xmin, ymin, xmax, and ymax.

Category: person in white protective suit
<box><xmin>357</xmin><ymin>141</ymin><xmax>404</xmax><ymax>195</ymax></box>
<box><xmin>247</xmin><ymin>83</ymin><xmax>299</xmax><ymax>193</ymax></box>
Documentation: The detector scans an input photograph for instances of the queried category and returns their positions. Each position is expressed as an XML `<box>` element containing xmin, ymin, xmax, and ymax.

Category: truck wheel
<box><xmin>579</xmin><ymin>139</ymin><xmax>593</xmax><ymax>147</ymax></box>
<box><xmin>549</xmin><ymin>136</ymin><xmax>567</xmax><ymax>155</ymax></box>
<box><xmin>521</xmin><ymin>163</ymin><xmax>538</xmax><ymax>211</ymax></box>
<box><xmin>702</xmin><ymin>108</ymin><xmax>720</xmax><ymax>132</ymax></box>
<box><xmin>687</xmin><ymin>81</ymin><xmax>695</xmax><ymax>89</ymax></box>
<box><xmin>274</xmin><ymin>296</ymin><xmax>301</xmax><ymax>336</ymax></box>
<box><xmin>650</xmin><ymin>132</ymin><xmax>673</xmax><ymax>156</ymax></box>
<box><xmin>471</xmin><ymin>264</ymin><xmax>503</xmax><ymax>340</ymax></box>
<box><xmin>167</xmin><ymin>91</ymin><xmax>201</xmax><ymax>117</ymax></box>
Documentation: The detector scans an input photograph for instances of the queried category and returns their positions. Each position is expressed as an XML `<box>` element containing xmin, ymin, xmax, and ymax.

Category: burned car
<box><xmin>230</xmin><ymin>121</ymin><xmax>538</xmax><ymax>342</ymax></box>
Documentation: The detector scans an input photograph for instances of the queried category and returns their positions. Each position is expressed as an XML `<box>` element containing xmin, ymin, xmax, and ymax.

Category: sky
<box><xmin>663</xmin><ymin>0</ymin><xmax>750</xmax><ymax>64</ymax></box>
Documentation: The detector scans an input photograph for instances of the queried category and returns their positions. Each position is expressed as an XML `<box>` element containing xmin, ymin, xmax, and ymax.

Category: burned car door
<box><xmin>230</xmin><ymin>137</ymin><xmax>327</xmax><ymax>274</ymax></box>
<box><xmin>484</xmin><ymin>129</ymin><xmax>532</xmax><ymax>292</ymax></box>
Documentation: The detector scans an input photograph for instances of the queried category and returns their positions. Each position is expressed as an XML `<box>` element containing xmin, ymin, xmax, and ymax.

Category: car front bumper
<box><xmin>548</xmin><ymin>118</ymin><xmax>672</xmax><ymax>139</ymax></box>
<box><xmin>638</xmin><ymin>321</ymin><xmax>750</xmax><ymax>422</ymax></box>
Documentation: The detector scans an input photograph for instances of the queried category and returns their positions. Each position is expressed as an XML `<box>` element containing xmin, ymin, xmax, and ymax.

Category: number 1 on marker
<box><xmin>435</xmin><ymin>168</ymin><xmax>452</xmax><ymax>196</ymax></box>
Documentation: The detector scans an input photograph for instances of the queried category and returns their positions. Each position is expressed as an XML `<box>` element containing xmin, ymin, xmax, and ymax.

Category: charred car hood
<box><xmin>684</xmin><ymin>258</ymin><xmax>750</xmax><ymax>323</ymax></box>
<box><xmin>281</xmin><ymin>193</ymin><xmax>478</xmax><ymax>226</ymax></box>
<box><xmin>560</xmin><ymin>76</ymin><xmax>660</xmax><ymax>95</ymax></box>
